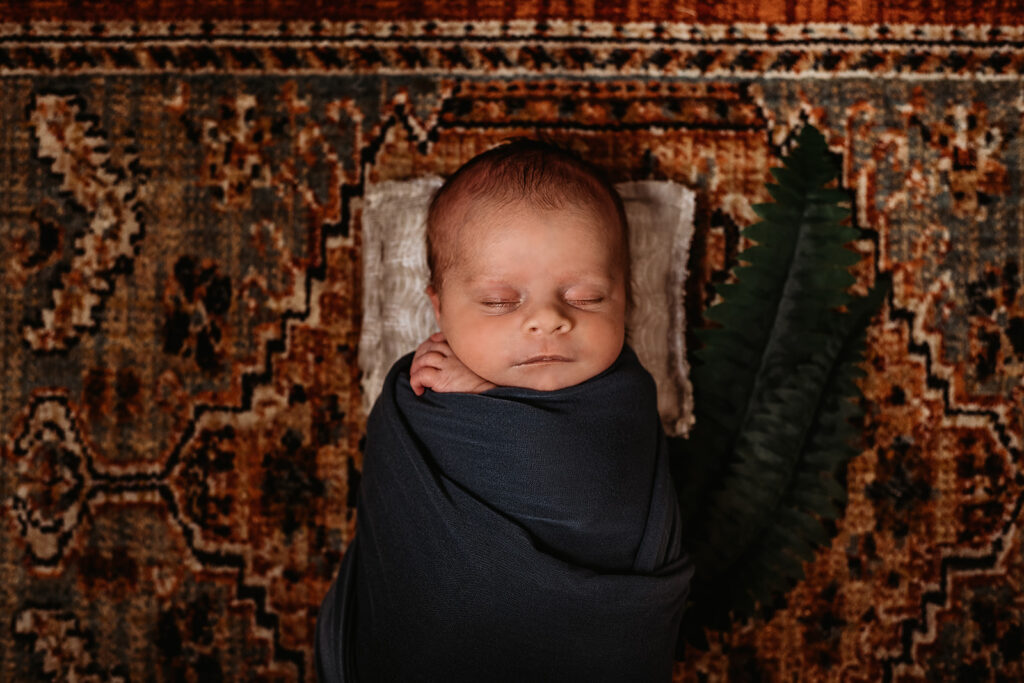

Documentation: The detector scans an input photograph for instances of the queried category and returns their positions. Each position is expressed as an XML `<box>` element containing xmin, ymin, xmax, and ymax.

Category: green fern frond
<box><xmin>673</xmin><ymin>124</ymin><xmax>888</xmax><ymax>643</ymax></box>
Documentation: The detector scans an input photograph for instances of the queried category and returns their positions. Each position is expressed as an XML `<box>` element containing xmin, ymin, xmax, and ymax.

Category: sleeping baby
<box><xmin>317</xmin><ymin>139</ymin><xmax>693</xmax><ymax>682</ymax></box>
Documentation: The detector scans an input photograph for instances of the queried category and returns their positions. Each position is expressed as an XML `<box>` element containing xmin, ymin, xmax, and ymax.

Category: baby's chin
<box><xmin>491</xmin><ymin>361</ymin><xmax>607</xmax><ymax>392</ymax></box>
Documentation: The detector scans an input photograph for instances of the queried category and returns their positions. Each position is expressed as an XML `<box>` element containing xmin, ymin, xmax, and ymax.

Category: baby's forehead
<box><xmin>453</xmin><ymin>190</ymin><xmax>614</xmax><ymax>230</ymax></box>
<box><xmin>449</xmin><ymin>203</ymin><xmax>622</xmax><ymax>274</ymax></box>
<box><xmin>451</xmin><ymin>203</ymin><xmax>615</xmax><ymax>261</ymax></box>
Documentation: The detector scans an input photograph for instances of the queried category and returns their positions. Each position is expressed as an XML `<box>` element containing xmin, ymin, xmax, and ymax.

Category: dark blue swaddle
<box><xmin>316</xmin><ymin>345</ymin><xmax>693</xmax><ymax>682</ymax></box>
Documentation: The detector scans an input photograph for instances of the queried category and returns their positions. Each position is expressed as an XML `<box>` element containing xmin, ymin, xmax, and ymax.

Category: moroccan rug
<box><xmin>1</xmin><ymin>2</ymin><xmax>1023</xmax><ymax>681</ymax></box>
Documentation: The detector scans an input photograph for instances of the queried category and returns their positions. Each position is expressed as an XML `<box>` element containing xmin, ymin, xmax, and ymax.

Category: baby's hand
<box><xmin>410</xmin><ymin>332</ymin><xmax>497</xmax><ymax>396</ymax></box>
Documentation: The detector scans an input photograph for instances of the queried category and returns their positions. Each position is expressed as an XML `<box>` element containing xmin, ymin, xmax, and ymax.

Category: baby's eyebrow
<box><xmin>465</xmin><ymin>277</ymin><xmax>518</xmax><ymax>288</ymax></box>
<box><xmin>466</xmin><ymin>278</ymin><xmax>611</xmax><ymax>290</ymax></box>
<box><xmin>561</xmin><ymin>275</ymin><xmax>616</xmax><ymax>289</ymax></box>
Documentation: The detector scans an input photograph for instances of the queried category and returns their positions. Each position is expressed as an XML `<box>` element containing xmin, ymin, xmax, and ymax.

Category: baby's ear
<box><xmin>426</xmin><ymin>285</ymin><xmax>442</xmax><ymax>326</ymax></box>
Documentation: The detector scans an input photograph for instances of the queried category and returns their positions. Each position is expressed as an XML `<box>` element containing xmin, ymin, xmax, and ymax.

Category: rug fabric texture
<box><xmin>1</xmin><ymin>3</ymin><xmax>1023</xmax><ymax>681</ymax></box>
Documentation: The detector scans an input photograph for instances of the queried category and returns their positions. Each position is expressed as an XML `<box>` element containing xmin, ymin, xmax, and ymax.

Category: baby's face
<box><xmin>428</xmin><ymin>199</ymin><xmax>626</xmax><ymax>391</ymax></box>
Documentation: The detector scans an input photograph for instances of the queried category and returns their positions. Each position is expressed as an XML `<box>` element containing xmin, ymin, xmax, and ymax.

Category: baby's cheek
<box><xmin>448</xmin><ymin>335</ymin><xmax>496</xmax><ymax>378</ymax></box>
<box><xmin>465</xmin><ymin>353</ymin><xmax>504</xmax><ymax>384</ymax></box>
<box><xmin>591</xmin><ymin>320</ymin><xmax>626</xmax><ymax>364</ymax></box>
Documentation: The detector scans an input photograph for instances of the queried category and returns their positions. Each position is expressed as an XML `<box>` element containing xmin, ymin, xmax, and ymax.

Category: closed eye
<box><xmin>481</xmin><ymin>300</ymin><xmax>519</xmax><ymax>311</ymax></box>
<box><xmin>567</xmin><ymin>298</ymin><xmax>603</xmax><ymax>307</ymax></box>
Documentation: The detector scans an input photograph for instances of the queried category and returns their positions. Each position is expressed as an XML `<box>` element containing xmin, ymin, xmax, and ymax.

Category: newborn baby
<box><xmin>317</xmin><ymin>139</ymin><xmax>692</xmax><ymax>683</ymax></box>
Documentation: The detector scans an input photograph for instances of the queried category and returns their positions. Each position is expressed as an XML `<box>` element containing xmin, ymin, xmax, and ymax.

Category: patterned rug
<box><xmin>1</xmin><ymin>3</ymin><xmax>1022</xmax><ymax>680</ymax></box>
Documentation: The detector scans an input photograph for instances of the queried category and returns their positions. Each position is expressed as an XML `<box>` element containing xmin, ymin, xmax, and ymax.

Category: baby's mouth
<box><xmin>515</xmin><ymin>355</ymin><xmax>572</xmax><ymax>366</ymax></box>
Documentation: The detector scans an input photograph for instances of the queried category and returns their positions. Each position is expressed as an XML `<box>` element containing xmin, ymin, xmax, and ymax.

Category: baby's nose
<box><xmin>523</xmin><ymin>303</ymin><xmax>572</xmax><ymax>335</ymax></box>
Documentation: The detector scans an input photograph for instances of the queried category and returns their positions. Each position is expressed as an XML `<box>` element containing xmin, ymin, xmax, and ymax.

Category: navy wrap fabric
<box><xmin>317</xmin><ymin>345</ymin><xmax>693</xmax><ymax>682</ymax></box>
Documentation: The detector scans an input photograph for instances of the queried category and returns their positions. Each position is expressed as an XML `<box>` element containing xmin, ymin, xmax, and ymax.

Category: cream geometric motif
<box><xmin>24</xmin><ymin>94</ymin><xmax>146</xmax><ymax>351</ymax></box>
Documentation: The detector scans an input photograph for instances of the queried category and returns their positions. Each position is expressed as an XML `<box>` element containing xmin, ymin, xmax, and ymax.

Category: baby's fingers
<box><xmin>409</xmin><ymin>366</ymin><xmax>442</xmax><ymax>396</ymax></box>
<box><xmin>413</xmin><ymin>337</ymin><xmax>437</xmax><ymax>359</ymax></box>
<box><xmin>410</xmin><ymin>349</ymin><xmax>447</xmax><ymax>375</ymax></box>
<box><xmin>414</xmin><ymin>337</ymin><xmax>451</xmax><ymax>359</ymax></box>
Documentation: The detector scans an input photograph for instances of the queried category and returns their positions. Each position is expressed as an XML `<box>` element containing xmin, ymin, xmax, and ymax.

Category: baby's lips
<box><xmin>514</xmin><ymin>354</ymin><xmax>572</xmax><ymax>366</ymax></box>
